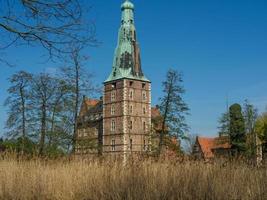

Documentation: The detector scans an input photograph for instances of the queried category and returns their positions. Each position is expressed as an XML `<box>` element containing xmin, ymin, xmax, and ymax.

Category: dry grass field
<box><xmin>0</xmin><ymin>155</ymin><xmax>266</xmax><ymax>200</ymax></box>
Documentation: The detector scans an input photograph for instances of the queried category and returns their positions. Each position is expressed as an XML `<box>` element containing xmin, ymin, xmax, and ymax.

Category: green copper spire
<box><xmin>105</xmin><ymin>0</ymin><xmax>150</xmax><ymax>83</ymax></box>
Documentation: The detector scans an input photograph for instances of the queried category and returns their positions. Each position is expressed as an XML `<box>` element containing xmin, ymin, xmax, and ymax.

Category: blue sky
<box><xmin>0</xmin><ymin>0</ymin><xmax>267</xmax><ymax>137</ymax></box>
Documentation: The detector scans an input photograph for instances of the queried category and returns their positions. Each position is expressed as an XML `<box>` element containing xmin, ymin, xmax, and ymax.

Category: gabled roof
<box><xmin>196</xmin><ymin>136</ymin><xmax>231</xmax><ymax>159</ymax></box>
<box><xmin>151</xmin><ymin>106</ymin><xmax>161</xmax><ymax>119</ymax></box>
<box><xmin>84</xmin><ymin>99</ymin><xmax>100</xmax><ymax>107</ymax></box>
<box><xmin>79</xmin><ymin>97</ymin><xmax>101</xmax><ymax>118</ymax></box>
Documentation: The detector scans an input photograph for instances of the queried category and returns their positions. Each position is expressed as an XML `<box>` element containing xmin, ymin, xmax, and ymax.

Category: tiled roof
<box><xmin>79</xmin><ymin>98</ymin><xmax>101</xmax><ymax>118</ymax></box>
<box><xmin>151</xmin><ymin>107</ymin><xmax>161</xmax><ymax>118</ymax></box>
<box><xmin>197</xmin><ymin>136</ymin><xmax>231</xmax><ymax>159</ymax></box>
<box><xmin>84</xmin><ymin>99</ymin><xmax>100</xmax><ymax>107</ymax></box>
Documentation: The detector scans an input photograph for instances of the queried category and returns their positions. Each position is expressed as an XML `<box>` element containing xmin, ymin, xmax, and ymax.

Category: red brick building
<box><xmin>75</xmin><ymin>1</ymin><xmax>152</xmax><ymax>157</ymax></box>
<box><xmin>193</xmin><ymin>136</ymin><xmax>231</xmax><ymax>160</ymax></box>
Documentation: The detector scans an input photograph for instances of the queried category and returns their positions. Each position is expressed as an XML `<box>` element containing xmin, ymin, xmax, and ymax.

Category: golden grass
<box><xmin>0</xmin><ymin>156</ymin><xmax>266</xmax><ymax>200</ymax></box>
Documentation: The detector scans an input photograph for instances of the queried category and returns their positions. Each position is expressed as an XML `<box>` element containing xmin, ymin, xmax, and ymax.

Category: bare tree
<box><xmin>4</xmin><ymin>71</ymin><xmax>33</xmax><ymax>153</ymax></box>
<box><xmin>60</xmin><ymin>46</ymin><xmax>98</xmax><ymax>150</ymax></box>
<box><xmin>31</xmin><ymin>73</ymin><xmax>58</xmax><ymax>155</ymax></box>
<box><xmin>183</xmin><ymin>133</ymin><xmax>197</xmax><ymax>154</ymax></box>
<box><xmin>158</xmin><ymin>69</ymin><xmax>189</xmax><ymax>154</ymax></box>
<box><xmin>0</xmin><ymin>0</ymin><xmax>97</xmax><ymax>65</ymax></box>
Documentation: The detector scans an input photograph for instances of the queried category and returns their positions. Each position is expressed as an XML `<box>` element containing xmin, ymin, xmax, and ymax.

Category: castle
<box><xmin>75</xmin><ymin>0</ymin><xmax>156</xmax><ymax>157</ymax></box>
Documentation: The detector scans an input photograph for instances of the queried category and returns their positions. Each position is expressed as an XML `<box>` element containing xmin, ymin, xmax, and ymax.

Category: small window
<box><xmin>111</xmin><ymin>104</ymin><xmax>115</xmax><ymax>115</ymax></box>
<box><xmin>129</xmin><ymin>81</ymin><xmax>133</xmax><ymax>86</ymax></box>
<box><xmin>111</xmin><ymin>120</ymin><xmax>116</xmax><ymax>132</ymax></box>
<box><xmin>142</xmin><ymin>83</ymin><xmax>146</xmax><ymax>89</ymax></box>
<box><xmin>111</xmin><ymin>91</ymin><xmax>116</xmax><ymax>101</ymax></box>
<box><xmin>129</xmin><ymin>89</ymin><xmax>134</xmax><ymax>100</ymax></box>
<box><xmin>129</xmin><ymin>105</ymin><xmax>133</xmax><ymax>114</ymax></box>
<box><xmin>142</xmin><ymin>91</ymin><xmax>146</xmax><ymax>101</ymax></box>
<box><xmin>143</xmin><ymin>106</ymin><xmax>146</xmax><ymax>114</ymax></box>
<box><xmin>130</xmin><ymin>139</ymin><xmax>133</xmax><ymax>151</ymax></box>
<box><xmin>129</xmin><ymin>121</ymin><xmax>133</xmax><ymax>130</ymax></box>
<box><xmin>143</xmin><ymin>121</ymin><xmax>146</xmax><ymax>131</ymax></box>
<box><xmin>111</xmin><ymin>140</ymin><xmax>115</xmax><ymax>151</ymax></box>
<box><xmin>112</xmin><ymin>83</ymin><xmax>116</xmax><ymax>89</ymax></box>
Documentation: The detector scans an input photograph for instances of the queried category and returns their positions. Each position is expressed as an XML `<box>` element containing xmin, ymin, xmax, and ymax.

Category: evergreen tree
<box><xmin>218</xmin><ymin>111</ymin><xmax>230</xmax><ymax>137</ymax></box>
<box><xmin>229</xmin><ymin>103</ymin><xmax>246</xmax><ymax>152</ymax></box>
<box><xmin>158</xmin><ymin>69</ymin><xmax>189</xmax><ymax>154</ymax></box>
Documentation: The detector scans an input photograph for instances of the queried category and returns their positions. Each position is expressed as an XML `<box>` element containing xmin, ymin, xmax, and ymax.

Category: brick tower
<box><xmin>103</xmin><ymin>0</ymin><xmax>151</xmax><ymax>157</ymax></box>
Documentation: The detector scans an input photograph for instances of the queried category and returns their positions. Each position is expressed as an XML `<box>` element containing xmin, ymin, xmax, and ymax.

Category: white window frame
<box><xmin>111</xmin><ymin>120</ymin><xmax>116</xmax><ymax>132</ymax></box>
<box><xmin>111</xmin><ymin>104</ymin><xmax>115</xmax><ymax>115</ymax></box>
<box><xmin>111</xmin><ymin>91</ymin><xmax>116</xmax><ymax>101</ymax></box>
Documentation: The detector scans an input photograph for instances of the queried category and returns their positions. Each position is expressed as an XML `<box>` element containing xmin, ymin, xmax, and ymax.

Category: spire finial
<box><xmin>121</xmin><ymin>0</ymin><xmax>134</xmax><ymax>10</ymax></box>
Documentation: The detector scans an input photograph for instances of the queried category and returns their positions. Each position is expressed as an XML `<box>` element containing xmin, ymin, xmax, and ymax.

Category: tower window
<box><xmin>143</xmin><ymin>121</ymin><xmax>146</xmax><ymax>131</ymax></box>
<box><xmin>112</xmin><ymin>83</ymin><xmax>117</xmax><ymax>89</ymax></box>
<box><xmin>129</xmin><ymin>105</ymin><xmax>133</xmax><ymax>114</ymax></box>
<box><xmin>142</xmin><ymin>83</ymin><xmax>146</xmax><ymax>89</ymax></box>
<box><xmin>111</xmin><ymin>140</ymin><xmax>115</xmax><ymax>151</ymax></box>
<box><xmin>111</xmin><ymin>104</ymin><xmax>115</xmax><ymax>115</ymax></box>
<box><xmin>129</xmin><ymin>120</ymin><xmax>133</xmax><ymax>130</ymax></box>
<box><xmin>130</xmin><ymin>139</ymin><xmax>133</xmax><ymax>151</ymax></box>
<box><xmin>142</xmin><ymin>91</ymin><xmax>146</xmax><ymax>101</ymax></box>
<box><xmin>129</xmin><ymin>81</ymin><xmax>133</xmax><ymax>86</ymax></box>
<box><xmin>129</xmin><ymin>89</ymin><xmax>134</xmax><ymax>100</ymax></box>
<box><xmin>111</xmin><ymin>91</ymin><xmax>116</xmax><ymax>101</ymax></box>
<box><xmin>143</xmin><ymin>106</ymin><xmax>146</xmax><ymax>114</ymax></box>
<box><xmin>111</xmin><ymin>120</ymin><xmax>116</xmax><ymax>132</ymax></box>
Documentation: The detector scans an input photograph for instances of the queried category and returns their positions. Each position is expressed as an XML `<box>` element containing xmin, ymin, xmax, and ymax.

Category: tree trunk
<box><xmin>39</xmin><ymin>102</ymin><xmax>47</xmax><ymax>156</ymax></box>
<box><xmin>20</xmin><ymin>86</ymin><xmax>26</xmax><ymax>155</ymax></box>
<box><xmin>72</xmin><ymin>55</ymin><xmax>80</xmax><ymax>151</ymax></box>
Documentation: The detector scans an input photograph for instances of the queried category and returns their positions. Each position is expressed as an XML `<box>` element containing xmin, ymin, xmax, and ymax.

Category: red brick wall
<box><xmin>103</xmin><ymin>79</ymin><xmax>151</xmax><ymax>154</ymax></box>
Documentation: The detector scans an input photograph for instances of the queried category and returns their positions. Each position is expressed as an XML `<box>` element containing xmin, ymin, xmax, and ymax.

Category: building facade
<box><xmin>76</xmin><ymin>0</ymin><xmax>152</xmax><ymax>157</ymax></box>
